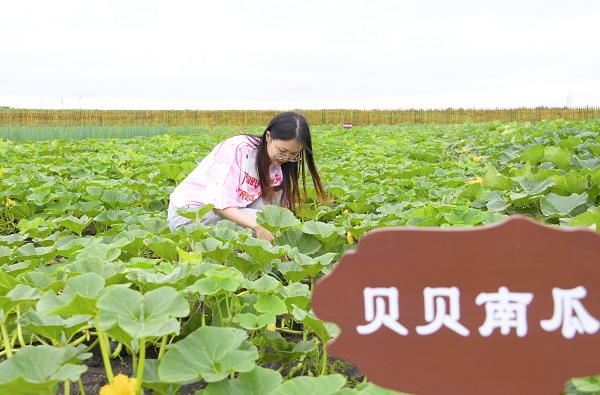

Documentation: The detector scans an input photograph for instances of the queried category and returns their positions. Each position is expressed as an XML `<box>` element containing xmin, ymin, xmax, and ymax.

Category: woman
<box><xmin>168</xmin><ymin>111</ymin><xmax>328</xmax><ymax>243</ymax></box>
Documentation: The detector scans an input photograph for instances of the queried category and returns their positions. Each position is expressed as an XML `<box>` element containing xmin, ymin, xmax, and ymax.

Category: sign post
<box><xmin>312</xmin><ymin>215</ymin><xmax>600</xmax><ymax>395</ymax></box>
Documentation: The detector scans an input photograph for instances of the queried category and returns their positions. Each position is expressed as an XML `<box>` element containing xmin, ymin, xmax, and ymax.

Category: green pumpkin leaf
<box><xmin>570</xmin><ymin>377</ymin><xmax>600</xmax><ymax>392</ymax></box>
<box><xmin>175</xmin><ymin>204</ymin><xmax>215</xmax><ymax>222</ymax></box>
<box><xmin>238</xmin><ymin>237</ymin><xmax>289</xmax><ymax>266</ymax></box>
<box><xmin>144</xmin><ymin>236</ymin><xmax>180</xmax><ymax>261</ymax></box>
<box><xmin>444</xmin><ymin>207</ymin><xmax>484</xmax><ymax>225</ymax></box>
<box><xmin>300</xmin><ymin>221</ymin><xmax>346</xmax><ymax>252</ymax></box>
<box><xmin>196</xmin><ymin>238</ymin><xmax>235</xmax><ymax>263</ymax></box>
<box><xmin>0</xmin><ymin>284</ymin><xmax>42</xmax><ymax>318</ymax></box>
<box><xmin>292</xmin><ymin>306</ymin><xmax>340</xmax><ymax>343</ymax></box>
<box><xmin>518</xmin><ymin>177</ymin><xmax>555</xmax><ymax>195</ymax></box>
<box><xmin>276</xmin><ymin>228</ymin><xmax>321</xmax><ymax>255</ymax></box>
<box><xmin>482</xmin><ymin>165</ymin><xmax>514</xmax><ymax>191</ymax></box>
<box><xmin>570</xmin><ymin>212</ymin><xmax>600</xmax><ymax>230</ymax></box>
<box><xmin>0</xmin><ymin>345</ymin><xmax>90</xmax><ymax>394</ymax></box>
<box><xmin>75</xmin><ymin>243</ymin><xmax>121</xmax><ymax>262</ymax></box>
<box><xmin>38</xmin><ymin>273</ymin><xmax>106</xmax><ymax>316</ymax></box>
<box><xmin>158</xmin><ymin>326</ymin><xmax>258</xmax><ymax>383</ymax></box>
<box><xmin>199</xmin><ymin>366</ymin><xmax>282</xmax><ymax>395</ymax></box>
<box><xmin>269</xmin><ymin>374</ymin><xmax>346</xmax><ymax>395</ymax></box>
<box><xmin>139</xmin><ymin>217</ymin><xmax>169</xmax><ymax>234</ymax></box>
<box><xmin>262</xmin><ymin>332</ymin><xmax>318</xmax><ymax>367</ymax></box>
<box><xmin>139</xmin><ymin>359</ymin><xmax>181</xmax><ymax>395</ymax></box>
<box><xmin>275</xmin><ymin>261</ymin><xmax>306</xmax><ymax>283</ymax></box>
<box><xmin>287</xmin><ymin>249</ymin><xmax>336</xmax><ymax>278</ymax></box>
<box><xmin>254</xmin><ymin>294</ymin><xmax>287</xmax><ymax>315</ymax></box>
<box><xmin>97</xmin><ymin>286</ymin><xmax>189</xmax><ymax>338</ymax></box>
<box><xmin>10</xmin><ymin>243</ymin><xmax>56</xmax><ymax>262</ymax></box>
<box><xmin>552</xmin><ymin>171</ymin><xmax>588</xmax><ymax>194</ymax></box>
<box><xmin>543</xmin><ymin>146</ymin><xmax>571</xmax><ymax>170</ymax></box>
<box><xmin>256</xmin><ymin>205</ymin><xmax>301</xmax><ymax>236</ymax></box>
<box><xmin>113</xmin><ymin>230</ymin><xmax>151</xmax><ymax>256</ymax></box>
<box><xmin>481</xmin><ymin>211</ymin><xmax>508</xmax><ymax>225</ymax></box>
<box><xmin>0</xmin><ymin>246</ymin><xmax>14</xmax><ymax>266</ymax></box>
<box><xmin>233</xmin><ymin>313</ymin><xmax>276</xmax><ymax>330</ymax></box>
<box><xmin>540</xmin><ymin>192</ymin><xmax>588</xmax><ymax>217</ymax></box>
<box><xmin>244</xmin><ymin>275</ymin><xmax>282</xmax><ymax>294</ymax></box>
<box><xmin>126</xmin><ymin>262</ymin><xmax>192</xmax><ymax>292</ymax></box>
<box><xmin>520</xmin><ymin>145</ymin><xmax>545</xmax><ymax>164</ymax></box>
<box><xmin>52</xmin><ymin>215</ymin><xmax>93</xmax><ymax>235</ymax></box>
<box><xmin>18</xmin><ymin>311</ymin><xmax>90</xmax><ymax>346</ymax></box>
<box><xmin>275</xmin><ymin>282</ymin><xmax>311</xmax><ymax>311</ymax></box>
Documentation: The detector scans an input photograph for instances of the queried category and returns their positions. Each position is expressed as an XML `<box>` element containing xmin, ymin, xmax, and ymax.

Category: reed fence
<box><xmin>1</xmin><ymin>107</ymin><xmax>598</xmax><ymax>127</ymax></box>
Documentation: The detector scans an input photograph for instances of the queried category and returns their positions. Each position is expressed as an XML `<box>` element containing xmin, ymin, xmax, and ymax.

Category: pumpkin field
<box><xmin>1</xmin><ymin>118</ymin><xmax>600</xmax><ymax>394</ymax></box>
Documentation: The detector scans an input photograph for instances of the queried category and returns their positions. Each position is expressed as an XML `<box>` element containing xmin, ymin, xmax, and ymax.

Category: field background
<box><xmin>1</xmin><ymin>110</ymin><xmax>600</xmax><ymax>394</ymax></box>
<box><xmin>2</xmin><ymin>107</ymin><xmax>600</xmax><ymax>127</ymax></box>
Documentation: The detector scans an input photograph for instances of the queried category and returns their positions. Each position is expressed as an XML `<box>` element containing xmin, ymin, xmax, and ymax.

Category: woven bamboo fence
<box><xmin>1</xmin><ymin>107</ymin><xmax>598</xmax><ymax>127</ymax></box>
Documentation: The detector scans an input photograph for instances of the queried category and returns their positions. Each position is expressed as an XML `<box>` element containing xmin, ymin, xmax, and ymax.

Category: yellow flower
<box><xmin>467</xmin><ymin>177</ymin><xmax>483</xmax><ymax>184</ymax></box>
<box><xmin>342</xmin><ymin>209</ymin><xmax>350</xmax><ymax>216</ymax></box>
<box><xmin>347</xmin><ymin>231</ymin><xmax>354</xmax><ymax>245</ymax></box>
<box><xmin>460</xmin><ymin>147</ymin><xmax>469</xmax><ymax>153</ymax></box>
<box><xmin>99</xmin><ymin>374</ymin><xmax>137</xmax><ymax>395</ymax></box>
<box><xmin>472</xmin><ymin>156</ymin><xmax>483</xmax><ymax>162</ymax></box>
<box><xmin>3</xmin><ymin>198</ymin><xmax>16</xmax><ymax>208</ymax></box>
<box><xmin>266</xmin><ymin>323</ymin><xmax>277</xmax><ymax>331</ymax></box>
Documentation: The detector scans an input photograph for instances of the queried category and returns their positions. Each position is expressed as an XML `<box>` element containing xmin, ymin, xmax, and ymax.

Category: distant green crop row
<box><xmin>0</xmin><ymin>125</ymin><xmax>256</xmax><ymax>142</ymax></box>
<box><xmin>1</xmin><ymin>119</ymin><xmax>600</xmax><ymax>394</ymax></box>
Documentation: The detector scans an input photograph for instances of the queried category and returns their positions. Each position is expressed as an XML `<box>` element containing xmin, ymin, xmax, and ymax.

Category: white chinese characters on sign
<box><xmin>357</xmin><ymin>286</ymin><xmax>600</xmax><ymax>338</ymax></box>
<box><xmin>540</xmin><ymin>286</ymin><xmax>600</xmax><ymax>339</ymax></box>
<box><xmin>356</xmin><ymin>287</ymin><xmax>409</xmax><ymax>335</ymax></box>
<box><xmin>416</xmin><ymin>287</ymin><xmax>470</xmax><ymax>336</ymax></box>
<box><xmin>476</xmin><ymin>286</ymin><xmax>533</xmax><ymax>337</ymax></box>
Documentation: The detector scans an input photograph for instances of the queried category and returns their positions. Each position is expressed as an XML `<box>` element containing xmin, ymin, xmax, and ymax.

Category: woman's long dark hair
<box><xmin>250</xmin><ymin>111</ymin><xmax>328</xmax><ymax>212</ymax></box>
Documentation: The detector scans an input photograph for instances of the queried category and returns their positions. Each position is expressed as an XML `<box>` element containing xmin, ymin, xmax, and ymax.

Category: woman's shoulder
<box><xmin>219</xmin><ymin>134</ymin><xmax>260</xmax><ymax>150</ymax></box>
<box><xmin>211</xmin><ymin>134</ymin><xmax>260</xmax><ymax>161</ymax></box>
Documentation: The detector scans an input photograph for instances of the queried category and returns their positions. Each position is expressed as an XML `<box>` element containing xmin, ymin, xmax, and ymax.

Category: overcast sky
<box><xmin>1</xmin><ymin>0</ymin><xmax>599</xmax><ymax>110</ymax></box>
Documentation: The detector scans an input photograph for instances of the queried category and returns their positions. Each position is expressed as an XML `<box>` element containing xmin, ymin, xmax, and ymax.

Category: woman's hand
<box><xmin>213</xmin><ymin>207</ymin><xmax>275</xmax><ymax>244</ymax></box>
<box><xmin>253</xmin><ymin>225</ymin><xmax>274</xmax><ymax>244</ymax></box>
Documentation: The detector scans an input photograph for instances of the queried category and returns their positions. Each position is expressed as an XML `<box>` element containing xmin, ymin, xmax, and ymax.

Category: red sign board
<box><xmin>312</xmin><ymin>216</ymin><xmax>600</xmax><ymax>395</ymax></box>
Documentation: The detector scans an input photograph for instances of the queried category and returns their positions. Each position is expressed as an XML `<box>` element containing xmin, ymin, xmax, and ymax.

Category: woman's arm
<box><xmin>213</xmin><ymin>207</ymin><xmax>274</xmax><ymax>243</ymax></box>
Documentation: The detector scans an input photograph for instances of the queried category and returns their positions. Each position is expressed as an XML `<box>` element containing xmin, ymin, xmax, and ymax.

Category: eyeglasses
<box><xmin>271</xmin><ymin>140</ymin><xmax>302</xmax><ymax>162</ymax></box>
